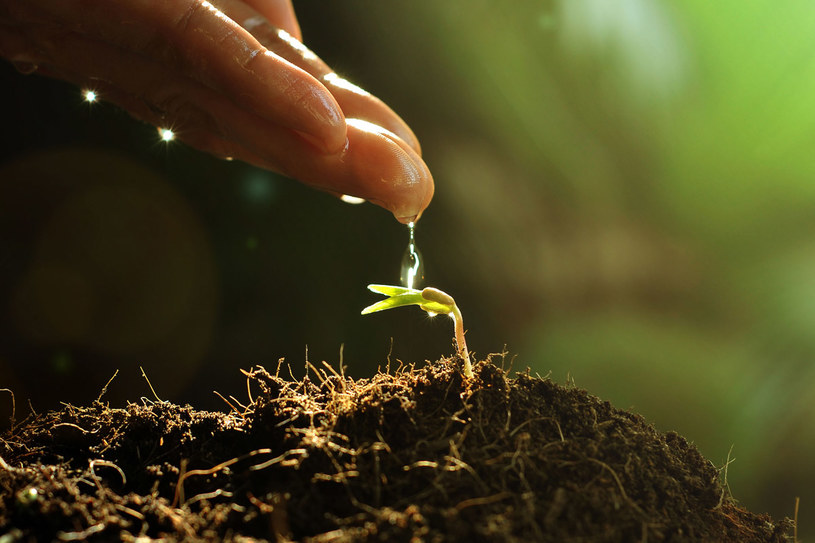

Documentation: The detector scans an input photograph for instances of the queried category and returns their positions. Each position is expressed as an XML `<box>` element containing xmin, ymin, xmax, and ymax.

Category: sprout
<box><xmin>361</xmin><ymin>284</ymin><xmax>472</xmax><ymax>378</ymax></box>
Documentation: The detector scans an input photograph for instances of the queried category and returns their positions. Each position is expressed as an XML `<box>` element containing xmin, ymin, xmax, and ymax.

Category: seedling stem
<box><xmin>362</xmin><ymin>285</ymin><xmax>473</xmax><ymax>378</ymax></box>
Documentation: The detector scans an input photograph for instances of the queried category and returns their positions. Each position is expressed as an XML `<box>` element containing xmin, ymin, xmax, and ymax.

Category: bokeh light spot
<box><xmin>242</xmin><ymin>171</ymin><xmax>277</xmax><ymax>205</ymax></box>
<box><xmin>50</xmin><ymin>350</ymin><xmax>73</xmax><ymax>374</ymax></box>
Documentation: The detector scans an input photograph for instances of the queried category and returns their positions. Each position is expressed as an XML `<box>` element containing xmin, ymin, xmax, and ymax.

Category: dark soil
<box><xmin>0</xmin><ymin>357</ymin><xmax>792</xmax><ymax>542</ymax></box>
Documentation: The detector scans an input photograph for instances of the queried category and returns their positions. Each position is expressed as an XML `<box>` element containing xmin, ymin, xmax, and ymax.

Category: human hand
<box><xmin>0</xmin><ymin>0</ymin><xmax>433</xmax><ymax>222</ymax></box>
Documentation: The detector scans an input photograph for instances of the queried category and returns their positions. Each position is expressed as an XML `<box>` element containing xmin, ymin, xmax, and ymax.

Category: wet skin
<box><xmin>0</xmin><ymin>0</ymin><xmax>433</xmax><ymax>222</ymax></box>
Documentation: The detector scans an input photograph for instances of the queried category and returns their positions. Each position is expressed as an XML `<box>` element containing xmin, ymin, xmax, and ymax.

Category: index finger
<box><xmin>16</xmin><ymin>0</ymin><xmax>347</xmax><ymax>152</ymax></box>
<box><xmin>212</xmin><ymin>0</ymin><xmax>422</xmax><ymax>154</ymax></box>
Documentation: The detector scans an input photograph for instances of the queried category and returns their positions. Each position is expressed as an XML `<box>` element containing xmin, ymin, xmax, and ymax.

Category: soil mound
<box><xmin>0</xmin><ymin>358</ymin><xmax>792</xmax><ymax>541</ymax></box>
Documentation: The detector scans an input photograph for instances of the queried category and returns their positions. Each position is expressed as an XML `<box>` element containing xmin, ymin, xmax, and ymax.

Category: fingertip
<box><xmin>293</xmin><ymin>126</ymin><xmax>346</xmax><ymax>155</ymax></box>
<box><xmin>203</xmin><ymin>109</ymin><xmax>432</xmax><ymax>222</ymax></box>
<box><xmin>385</xmin><ymin>151</ymin><xmax>433</xmax><ymax>224</ymax></box>
<box><xmin>343</xmin><ymin>119</ymin><xmax>433</xmax><ymax>223</ymax></box>
<box><xmin>390</xmin><ymin>170</ymin><xmax>433</xmax><ymax>224</ymax></box>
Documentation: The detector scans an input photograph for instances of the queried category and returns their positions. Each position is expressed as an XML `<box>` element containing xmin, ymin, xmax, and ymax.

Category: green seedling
<box><xmin>361</xmin><ymin>284</ymin><xmax>473</xmax><ymax>378</ymax></box>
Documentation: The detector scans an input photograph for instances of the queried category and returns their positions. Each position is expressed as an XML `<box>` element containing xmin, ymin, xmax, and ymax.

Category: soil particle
<box><xmin>0</xmin><ymin>357</ymin><xmax>792</xmax><ymax>542</ymax></box>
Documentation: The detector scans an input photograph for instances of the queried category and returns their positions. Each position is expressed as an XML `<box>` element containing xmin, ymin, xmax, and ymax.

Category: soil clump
<box><xmin>0</xmin><ymin>358</ymin><xmax>792</xmax><ymax>541</ymax></box>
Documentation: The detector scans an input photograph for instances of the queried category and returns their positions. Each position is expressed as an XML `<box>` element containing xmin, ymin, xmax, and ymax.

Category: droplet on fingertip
<box><xmin>83</xmin><ymin>90</ymin><xmax>98</xmax><ymax>103</ymax></box>
<box><xmin>158</xmin><ymin>128</ymin><xmax>175</xmax><ymax>142</ymax></box>
<box><xmin>340</xmin><ymin>194</ymin><xmax>366</xmax><ymax>205</ymax></box>
<box><xmin>396</xmin><ymin>214</ymin><xmax>418</xmax><ymax>225</ymax></box>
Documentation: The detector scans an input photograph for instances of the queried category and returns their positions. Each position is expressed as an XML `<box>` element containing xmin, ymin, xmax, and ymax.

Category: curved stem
<box><xmin>451</xmin><ymin>305</ymin><xmax>472</xmax><ymax>378</ymax></box>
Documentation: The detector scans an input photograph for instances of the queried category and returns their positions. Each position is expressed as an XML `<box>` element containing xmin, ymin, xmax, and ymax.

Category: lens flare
<box><xmin>340</xmin><ymin>194</ymin><xmax>366</xmax><ymax>205</ymax></box>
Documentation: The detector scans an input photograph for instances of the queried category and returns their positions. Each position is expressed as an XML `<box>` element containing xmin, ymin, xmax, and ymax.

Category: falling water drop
<box><xmin>400</xmin><ymin>222</ymin><xmax>424</xmax><ymax>290</ymax></box>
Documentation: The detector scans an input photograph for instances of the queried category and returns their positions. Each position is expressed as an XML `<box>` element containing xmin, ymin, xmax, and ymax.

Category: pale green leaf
<box><xmin>362</xmin><ymin>284</ymin><xmax>455</xmax><ymax>316</ymax></box>
<box><xmin>367</xmin><ymin>284</ymin><xmax>421</xmax><ymax>296</ymax></box>
<box><xmin>361</xmin><ymin>293</ymin><xmax>425</xmax><ymax>315</ymax></box>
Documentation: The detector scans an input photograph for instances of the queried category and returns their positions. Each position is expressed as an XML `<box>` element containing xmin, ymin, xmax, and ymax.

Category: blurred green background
<box><xmin>1</xmin><ymin>0</ymin><xmax>811</xmax><ymax>532</ymax></box>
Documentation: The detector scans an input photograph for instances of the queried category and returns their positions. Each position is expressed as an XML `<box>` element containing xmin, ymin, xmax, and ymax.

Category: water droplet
<box><xmin>400</xmin><ymin>222</ymin><xmax>424</xmax><ymax>289</ymax></box>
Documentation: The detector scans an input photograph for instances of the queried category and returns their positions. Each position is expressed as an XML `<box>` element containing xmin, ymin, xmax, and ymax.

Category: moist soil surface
<box><xmin>0</xmin><ymin>358</ymin><xmax>792</xmax><ymax>542</ymax></box>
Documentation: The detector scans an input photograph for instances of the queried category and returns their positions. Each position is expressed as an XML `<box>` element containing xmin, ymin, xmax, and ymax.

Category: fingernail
<box><xmin>294</xmin><ymin>129</ymin><xmax>344</xmax><ymax>154</ymax></box>
<box><xmin>305</xmin><ymin>89</ymin><xmax>347</xmax><ymax>152</ymax></box>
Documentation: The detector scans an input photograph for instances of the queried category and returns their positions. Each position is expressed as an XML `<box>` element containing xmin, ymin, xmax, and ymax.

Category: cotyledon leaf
<box><xmin>367</xmin><ymin>284</ymin><xmax>418</xmax><ymax>297</ymax></box>
<box><xmin>361</xmin><ymin>293</ymin><xmax>425</xmax><ymax>315</ymax></box>
<box><xmin>361</xmin><ymin>283</ymin><xmax>472</xmax><ymax>378</ymax></box>
<box><xmin>361</xmin><ymin>285</ymin><xmax>454</xmax><ymax>316</ymax></box>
